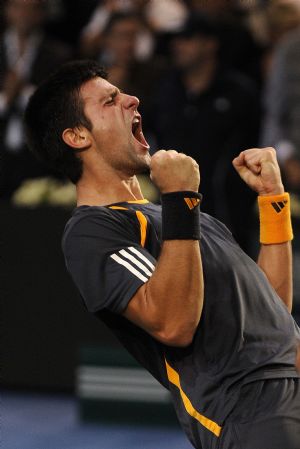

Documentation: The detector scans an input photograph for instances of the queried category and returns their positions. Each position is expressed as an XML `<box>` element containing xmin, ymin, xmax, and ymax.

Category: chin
<box><xmin>139</xmin><ymin>152</ymin><xmax>151</xmax><ymax>169</ymax></box>
<box><xmin>127</xmin><ymin>153</ymin><xmax>151</xmax><ymax>176</ymax></box>
<box><xmin>133</xmin><ymin>159</ymin><xmax>151</xmax><ymax>175</ymax></box>
<box><xmin>134</xmin><ymin>164</ymin><xmax>151</xmax><ymax>175</ymax></box>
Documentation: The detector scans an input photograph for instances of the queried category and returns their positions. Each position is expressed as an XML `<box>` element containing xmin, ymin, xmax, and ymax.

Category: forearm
<box><xmin>123</xmin><ymin>239</ymin><xmax>203</xmax><ymax>347</ymax></box>
<box><xmin>123</xmin><ymin>151</ymin><xmax>203</xmax><ymax>346</ymax></box>
<box><xmin>232</xmin><ymin>148</ymin><xmax>294</xmax><ymax>311</ymax></box>
<box><xmin>256</xmin><ymin>191</ymin><xmax>294</xmax><ymax>311</ymax></box>
<box><xmin>257</xmin><ymin>242</ymin><xmax>293</xmax><ymax>311</ymax></box>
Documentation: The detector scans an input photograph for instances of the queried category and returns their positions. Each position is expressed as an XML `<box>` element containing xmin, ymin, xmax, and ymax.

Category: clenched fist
<box><xmin>150</xmin><ymin>150</ymin><xmax>200</xmax><ymax>194</ymax></box>
<box><xmin>232</xmin><ymin>147</ymin><xmax>284</xmax><ymax>196</ymax></box>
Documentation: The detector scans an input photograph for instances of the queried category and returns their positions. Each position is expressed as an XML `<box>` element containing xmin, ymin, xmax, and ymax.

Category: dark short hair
<box><xmin>24</xmin><ymin>60</ymin><xmax>107</xmax><ymax>184</ymax></box>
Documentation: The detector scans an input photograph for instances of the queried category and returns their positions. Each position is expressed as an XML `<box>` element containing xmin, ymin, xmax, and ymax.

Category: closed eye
<box><xmin>105</xmin><ymin>88</ymin><xmax>121</xmax><ymax>106</ymax></box>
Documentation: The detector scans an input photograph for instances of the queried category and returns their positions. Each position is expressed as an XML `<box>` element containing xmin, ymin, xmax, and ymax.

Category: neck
<box><xmin>76</xmin><ymin>166</ymin><xmax>145</xmax><ymax>207</ymax></box>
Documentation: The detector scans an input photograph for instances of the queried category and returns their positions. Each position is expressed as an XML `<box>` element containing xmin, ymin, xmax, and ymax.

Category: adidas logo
<box><xmin>271</xmin><ymin>200</ymin><xmax>287</xmax><ymax>213</ymax></box>
<box><xmin>184</xmin><ymin>197</ymin><xmax>200</xmax><ymax>210</ymax></box>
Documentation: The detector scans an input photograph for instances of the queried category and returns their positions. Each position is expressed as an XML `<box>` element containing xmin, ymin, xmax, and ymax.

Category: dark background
<box><xmin>2</xmin><ymin>203</ymin><xmax>122</xmax><ymax>391</ymax></box>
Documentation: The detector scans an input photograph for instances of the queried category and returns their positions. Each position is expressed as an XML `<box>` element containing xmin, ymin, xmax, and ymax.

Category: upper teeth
<box><xmin>133</xmin><ymin>118</ymin><xmax>139</xmax><ymax>124</ymax></box>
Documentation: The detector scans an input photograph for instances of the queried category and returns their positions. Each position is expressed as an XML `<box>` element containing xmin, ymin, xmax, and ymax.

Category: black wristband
<box><xmin>161</xmin><ymin>191</ymin><xmax>202</xmax><ymax>240</ymax></box>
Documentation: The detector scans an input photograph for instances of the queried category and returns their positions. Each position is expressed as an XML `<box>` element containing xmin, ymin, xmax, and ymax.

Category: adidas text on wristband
<box><xmin>161</xmin><ymin>191</ymin><xmax>202</xmax><ymax>240</ymax></box>
<box><xmin>258</xmin><ymin>192</ymin><xmax>293</xmax><ymax>244</ymax></box>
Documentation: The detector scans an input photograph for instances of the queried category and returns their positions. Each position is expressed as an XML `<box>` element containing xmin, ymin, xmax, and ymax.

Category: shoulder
<box><xmin>62</xmin><ymin>206</ymin><xmax>140</xmax><ymax>250</ymax></box>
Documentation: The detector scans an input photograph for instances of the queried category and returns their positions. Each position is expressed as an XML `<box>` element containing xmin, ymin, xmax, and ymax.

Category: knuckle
<box><xmin>151</xmin><ymin>152</ymin><xmax>161</xmax><ymax>162</ymax></box>
<box><xmin>264</xmin><ymin>147</ymin><xmax>276</xmax><ymax>155</ymax></box>
<box><xmin>190</xmin><ymin>157</ymin><xmax>198</xmax><ymax>166</ymax></box>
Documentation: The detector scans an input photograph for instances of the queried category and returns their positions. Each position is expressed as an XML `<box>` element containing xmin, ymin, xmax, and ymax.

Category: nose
<box><xmin>123</xmin><ymin>93</ymin><xmax>139</xmax><ymax>109</ymax></box>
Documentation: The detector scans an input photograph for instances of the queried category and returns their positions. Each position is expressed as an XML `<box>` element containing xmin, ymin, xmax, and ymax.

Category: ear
<box><xmin>62</xmin><ymin>127</ymin><xmax>92</xmax><ymax>150</ymax></box>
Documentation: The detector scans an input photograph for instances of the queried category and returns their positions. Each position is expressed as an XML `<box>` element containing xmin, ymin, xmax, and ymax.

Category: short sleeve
<box><xmin>63</xmin><ymin>208</ymin><xmax>157</xmax><ymax>314</ymax></box>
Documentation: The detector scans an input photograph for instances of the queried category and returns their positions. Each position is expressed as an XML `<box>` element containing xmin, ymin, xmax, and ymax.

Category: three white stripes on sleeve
<box><xmin>110</xmin><ymin>247</ymin><xmax>155</xmax><ymax>283</ymax></box>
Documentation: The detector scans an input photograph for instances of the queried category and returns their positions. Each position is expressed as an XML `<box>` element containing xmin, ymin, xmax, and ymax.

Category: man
<box><xmin>152</xmin><ymin>14</ymin><xmax>260</xmax><ymax>251</ymax></box>
<box><xmin>0</xmin><ymin>0</ymin><xmax>71</xmax><ymax>197</ymax></box>
<box><xmin>24</xmin><ymin>60</ymin><xmax>300</xmax><ymax>449</ymax></box>
<box><xmin>260</xmin><ymin>26</ymin><xmax>300</xmax><ymax>321</ymax></box>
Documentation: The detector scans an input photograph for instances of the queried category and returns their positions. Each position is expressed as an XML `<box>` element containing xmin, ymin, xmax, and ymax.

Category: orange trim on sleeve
<box><xmin>108</xmin><ymin>205</ymin><xmax>147</xmax><ymax>247</ymax></box>
<box><xmin>135</xmin><ymin>210</ymin><xmax>148</xmax><ymax>247</ymax></box>
<box><xmin>108</xmin><ymin>206</ymin><xmax>129</xmax><ymax>210</ymax></box>
<box><xmin>127</xmin><ymin>199</ymin><xmax>149</xmax><ymax>204</ymax></box>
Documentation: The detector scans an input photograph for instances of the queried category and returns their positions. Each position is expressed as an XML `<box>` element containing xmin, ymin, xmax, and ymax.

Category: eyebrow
<box><xmin>106</xmin><ymin>88</ymin><xmax>121</xmax><ymax>101</ymax></box>
<box><xmin>83</xmin><ymin>86</ymin><xmax>122</xmax><ymax>104</ymax></box>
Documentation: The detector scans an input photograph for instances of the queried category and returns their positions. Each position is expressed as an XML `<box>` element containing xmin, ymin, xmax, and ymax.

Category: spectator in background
<box><xmin>182</xmin><ymin>0</ymin><xmax>264</xmax><ymax>86</ymax></box>
<box><xmin>260</xmin><ymin>1</ymin><xmax>300</xmax><ymax>197</ymax></box>
<box><xmin>0</xmin><ymin>0</ymin><xmax>72</xmax><ymax>198</ymax></box>
<box><xmin>264</xmin><ymin>0</ymin><xmax>300</xmax><ymax>43</ymax></box>
<box><xmin>79</xmin><ymin>0</ymin><xmax>155</xmax><ymax>61</ymax></box>
<box><xmin>261</xmin><ymin>27</ymin><xmax>300</xmax><ymax>190</ymax></box>
<box><xmin>260</xmin><ymin>0</ymin><xmax>300</xmax><ymax>75</ymax></box>
<box><xmin>41</xmin><ymin>0</ymin><xmax>101</xmax><ymax>49</ymax></box>
<box><xmin>152</xmin><ymin>14</ymin><xmax>260</xmax><ymax>251</ymax></box>
<box><xmin>260</xmin><ymin>27</ymin><xmax>300</xmax><ymax>308</ymax></box>
<box><xmin>258</xmin><ymin>0</ymin><xmax>300</xmax><ymax>184</ymax></box>
<box><xmin>85</xmin><ymin>11</ymin><xmax>167</xmax><ymax>140</ymax></box>
<box><xmin>79</xmin><ymin>0</ymin><xmax>188</xmax><ymax>59</ymax></box>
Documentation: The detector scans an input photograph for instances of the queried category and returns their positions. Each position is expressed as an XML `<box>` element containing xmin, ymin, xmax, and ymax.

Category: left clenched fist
<box><xmin>232</xmin><ymin>147</ymin><xmax>284</xmax><ymax>196</ymax></box>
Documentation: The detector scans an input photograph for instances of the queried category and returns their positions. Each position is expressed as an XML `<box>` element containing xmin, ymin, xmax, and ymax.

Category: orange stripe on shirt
<box><xmin>165</xmin><ymin>359</ymin><xmax>222</xmax><ymax>437</ymax></box>
<box><xmin>135</xmin><ymin>211</ymin><xmax>147</xmax><ymax>247</ymax></box>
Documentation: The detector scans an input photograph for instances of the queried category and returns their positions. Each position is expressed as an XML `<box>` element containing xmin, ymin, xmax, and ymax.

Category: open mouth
<box><xmin>131</xmin><ymin>115</ymin><xmax>150</xmax><ymax>149</ymax></box>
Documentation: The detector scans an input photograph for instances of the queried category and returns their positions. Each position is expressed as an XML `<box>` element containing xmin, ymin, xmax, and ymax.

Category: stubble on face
<box><xmin>103</xmin><ymin>142</ymin><xmax>151</xmax><ymax>177</ymax></box>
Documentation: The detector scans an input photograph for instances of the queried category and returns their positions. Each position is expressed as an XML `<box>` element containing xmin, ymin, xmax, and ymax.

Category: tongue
<box><xmin>134</xmin><ymin>129</ymin><xmax>149</xmax><ymax>148</ymax></box>
<box><xmin>132</xmin><ymin>126</ymin><xmax>149</xmax><ymax>148</ymax></box>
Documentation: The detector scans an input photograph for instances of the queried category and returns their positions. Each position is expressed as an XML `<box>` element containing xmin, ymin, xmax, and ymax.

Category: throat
<box><xmin>76</xmin><ymin>175</ymin><xmax>144</xmax><ymax>207</ymax></box>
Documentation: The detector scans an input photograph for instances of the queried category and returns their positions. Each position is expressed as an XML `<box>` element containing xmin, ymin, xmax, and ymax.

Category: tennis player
<box><xmin>24</xmin><ymin>60</ymin><xmax>300</xmax><ymax>449</ymax></box>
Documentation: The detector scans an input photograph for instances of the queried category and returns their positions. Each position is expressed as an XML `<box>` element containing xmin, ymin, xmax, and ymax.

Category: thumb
<box><xmin>232</xmin><ymin>155</ymin><xmax>247</xmax><ymax>175</ymax></box>
<box><xmin>232</xmin><ymin>156</ymin><xmax>255</xmax><ymax>186</ymax></box>
<box><xmin>232</xmin><ymin>151</ymin><xmax>244</xmax><ymax>168</ymax></box>
<box><xmin>234</xmin><ymin>164</ymin><xmax>250</xmax><ymax>181</ymax></box>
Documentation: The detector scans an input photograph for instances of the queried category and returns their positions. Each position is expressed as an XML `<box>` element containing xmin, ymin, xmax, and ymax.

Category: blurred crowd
<box><xmin>1</xmin><ymin>0</ymin><xmax>300</xmax><ymax>253</ymax></box>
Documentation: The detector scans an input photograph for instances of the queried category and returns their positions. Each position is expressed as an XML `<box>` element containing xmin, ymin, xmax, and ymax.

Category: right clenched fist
<box><xmin>150</xmin><ymin>150</ymin><xmax>200</xmax><ymax>194</ymax></box>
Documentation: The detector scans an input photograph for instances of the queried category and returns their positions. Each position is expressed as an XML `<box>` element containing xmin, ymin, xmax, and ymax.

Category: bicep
<box><xmin>66</xmin><ymin>230</ymin><xmax>157</xmax><ymax>314</ymax></box>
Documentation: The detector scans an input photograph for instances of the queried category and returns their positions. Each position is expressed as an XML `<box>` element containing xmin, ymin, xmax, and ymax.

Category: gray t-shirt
<box><xmin>62</xmin><ymin>200</ymin><xmax>300</xmax><ymax>447</ymax></box>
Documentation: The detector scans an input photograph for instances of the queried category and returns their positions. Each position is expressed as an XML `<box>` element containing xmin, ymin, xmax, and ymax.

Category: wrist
<box><xmin>161</xmin><ymin>191</ymin><xmax>202</xmax><ymax>240</ymax></box>
<box><xmin>258</xmin><ymin>192</ymin><xmax>293</xmax><ymax>244</ymax></box>
<box><xmin>160</xmin><ymin>186</ymin><xmax>200</xmax><ymax>194</ymax></box>
<box><xmin>258</xmin><ymin>184</ymin><xmax>284</xmax><ymax>196</ymax></box>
